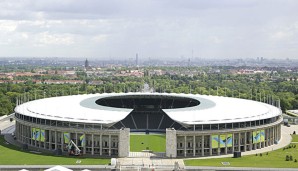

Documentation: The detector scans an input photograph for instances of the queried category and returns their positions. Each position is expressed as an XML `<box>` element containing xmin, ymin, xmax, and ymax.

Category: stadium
<box><xmin>14</xmin><ymin>92</ymin><xmax>282</xmax><ymax>158</ymax></box>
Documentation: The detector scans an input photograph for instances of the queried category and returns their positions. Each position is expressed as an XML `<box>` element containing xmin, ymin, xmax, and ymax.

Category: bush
<box><xmin>260</xmin><ymin>153</ymin><xmax>262</xmax><ymax>157</ymax></box>
<box><xmin>256</xmin><ymin>153</ymin><xmax>258</xmax><ymax>156</ymax></box>
<box><xmin>294</xmin><ymin>159</ymin><xmax>297</xmax><ymax>162</ymax></box>
<box><xmin>266</xmin><ymin>152</ymin><xmax>268</xmax><ymax>155</ymax></box>
<box><xmin>290</xmin><ymin>155</ymin><xmax>293</xmax><ymax>161</ymax></box>
<box><xmin>286</xmin><ymin>155</ymin><xmax>290</xmax><ymax>161</ymax></box>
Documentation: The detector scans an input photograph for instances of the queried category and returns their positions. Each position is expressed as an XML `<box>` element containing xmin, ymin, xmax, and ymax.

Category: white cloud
<box><xmin>0</xmin><ymin>0</ymin><xmax>298</xmax><ymax>59</ymax></box>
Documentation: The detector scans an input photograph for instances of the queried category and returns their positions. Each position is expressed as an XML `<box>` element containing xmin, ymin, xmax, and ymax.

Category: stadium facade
<box><xmin>14</xmin><ymin>93</ymin><xmax>282</xmax><ymax>158</ymax></box>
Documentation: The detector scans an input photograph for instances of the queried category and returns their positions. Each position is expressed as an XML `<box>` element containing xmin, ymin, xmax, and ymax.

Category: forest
<box><xmin>0</xmin><ymin>67</ymin><xmax>297</xmax><ymax>116</ymax></box>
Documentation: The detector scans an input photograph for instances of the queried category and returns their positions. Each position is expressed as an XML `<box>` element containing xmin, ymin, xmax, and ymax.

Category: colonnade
<box><xmin>15</xmin><ymin>121</ymin><xmax>129</xmax><ymax>157</ymax></box>
<box><xmin>166</xmin><ymin>124</ymin><xmax>282</xmax><ymax>157</ymax></box>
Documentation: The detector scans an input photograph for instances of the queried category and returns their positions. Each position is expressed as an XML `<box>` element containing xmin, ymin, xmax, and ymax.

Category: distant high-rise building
<box><xmin>85</xmin><ymin>58</ymin><xmax>89</xmax><ymax>69</ymax></box>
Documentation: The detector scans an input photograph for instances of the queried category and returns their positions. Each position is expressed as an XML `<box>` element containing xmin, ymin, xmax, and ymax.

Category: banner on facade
<box><xmin>32</xmin><ymin>127</ymin><xmax>36</xmax><ymax>140</ymax></box>
<box><xmin>64</xmin><ymin>132</ymin><xmax>70</xmax><ymax>144</ymax></box>
<box><xmin>253</xmin><ymin>131</ymin><xmax>260</xmax><ymax>144</ymax></box>
<box><xmin>40</xmin><ymin>129</ymin><xmax>45</xmax><ymax>142</ymax></box>
<box><xmin>212</xmin><ymin>135</ymin><xmax>219</xmax><ymax>148</ymax></box>
<box><xmin>260</xmin><ymin>130</ymin><xmax>265</xmax><ymax>142</ymax></box>
<box><xmin>226</xmin><ymin>134</ymin><xmax>233</xmax><ymax>147</ymax></box>
<box><xmin>80</xmin><ymin>134</ymin><xmax>85</xmax><ymax>147</ymax></box>
<box><xmin>31</xmin><ymin>127</ymin><xmax>41</xmax><ymax>141</ymax></box>
<box><xmin>220</xmin><ymin>135</ymin><xmax>226</xmax><ymax>148</ymax></box>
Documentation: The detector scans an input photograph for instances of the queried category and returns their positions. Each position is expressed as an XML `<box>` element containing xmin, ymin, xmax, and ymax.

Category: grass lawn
<box><xmin>0</xmin><ymin>136</ymin><xmax>110</xmax><ymax>165</ymax></box>
<box><xmin>184</xmin><ymin>135</ymin><xmax>298</xmax><ymax>168</ymax></box>
<box><xmin>291</xmin><ymin>134</ymin><xmax>298</xmax><ymax>142</ymax></box>
<box><xmin>130</xmin><ymin>134</ymin><xmax>166</xmax><ymax>152</ymax></box>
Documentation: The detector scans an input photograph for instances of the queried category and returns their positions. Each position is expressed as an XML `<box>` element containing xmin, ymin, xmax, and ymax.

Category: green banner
<box><xmin>40</xmin><ymin>129</ymin><xmax>45</xmax><ymax>142</ymax></box>
<box><xmin>253</xmin><ymin>131</ymin><xmax>260</xmax><ymax>144</ymax></box>
<box><xmin>260</xmin><ymin>130</ymin><xmax>265</xmax><ymax>142</ymax></box>
<box><xmin>226</xmin><ymin>134</ymin><xmax>233</xmax><ymax>147</ymax></box>
<box><xmin>80</xmin><ymin>134</ymin><xmax>85</xmax><ymax>147</ymax></box>
<box><xmin>212</xmin><ymin>135</ymin><xmax>219</xmax><ymax>148</ymax></box>
<box><xmin>64</xmin><ymin>132</ymin><xmax>70</xmax><ymax>144</ymax></box>
<box><xmin>31</xmin><ymin>127</ymin><xmax>36</xmax><ymax>140</ymax></box>
<box><xmin>32</xmin><ymin>127</ymin><xmax>41</xmax><ymax>141</ymax></box>
<box><xmin>220</xmin><ymin>135</ymin><xmax>226</xmax><ymax>148</ymax></box>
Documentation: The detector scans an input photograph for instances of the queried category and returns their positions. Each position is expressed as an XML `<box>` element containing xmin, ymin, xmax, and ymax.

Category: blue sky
<box><xmin>0</xmin><ymin>0</ymin><xmax>297</xmax><ymax>59</ymax></box>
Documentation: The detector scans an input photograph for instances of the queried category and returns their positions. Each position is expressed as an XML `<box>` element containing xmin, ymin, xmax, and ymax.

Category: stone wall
<box><xmin>166</xmin><ymin>128</ymin><xmax>177</xmax><ymax>158</ymax></box>
<box><xmin>118</xmin><ymin>128</ymin><xmax>130</xmax><ymax>157</ymax></box>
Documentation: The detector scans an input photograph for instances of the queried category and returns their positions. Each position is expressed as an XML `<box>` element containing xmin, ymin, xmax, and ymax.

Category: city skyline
<box><xmin>0</xmin><ymin>0</ymin><xmax>298</xmax><ymax>59</ymax></box>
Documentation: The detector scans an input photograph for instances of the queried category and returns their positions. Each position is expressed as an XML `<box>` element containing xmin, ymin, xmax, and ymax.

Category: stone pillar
<box><xmin>244</xmin><ymin>132</ymin><xmax>247</xmax><ymax>151</ymax></box>
<box><xmin>201</xmin><ymin>135</ymin><xmax>204</xmax><ymax>157</ymax></box>
<box><xmin>217</xmin><ymin>135</ymin><xmax>220</xmax><ymax>155</ymax></box>
<box><xmin>91</xmin><ymin>134</ymin><xmax>94</xmax><ymax>155</ymax></box>
<box><xmin>249</xmin><ymin>132</ymin><xmax>252</xmax><ymax>151</ymax></box>
<box><xmin>184</xmin><ymin>136</ymin><xmax>187</xmax><ymax>157</ymax></box>
<box><xmin>225</xmin><ymin>134</ymin><xmax>228</xmax><ymax>155</ymax></box>
<box><xmin>272</xmin><ymin>126</ymin><xmax>276</xmax><ymax>144</ymax></box>
<box><xmin>83</xmin><ymin>134</ymin><xmax>86</xmax><ymax>155</ymax></box>
<box><xmin>108</xmin><ymin>134</ymin><xmax>111</xmax><ymax>156</ymax></box>
<box><xmin>209</xmin><ymin>135</ymin><xmax>212</xmax><ymax>156</ymax></box>
<box><xmin>49</xmin><ymin>130</ymin><xmax>52</xmax><ymax>150</ymax></box>
<box><xmin>166</xmin><ymin>128</ymin><xmax>177</xmax><ymax>158</ymax></box>
<box><xmin>238</xmin><ymin>132</ymin><xmax>241</xmax><ymax>151</ymax></box>
<box><xmin>39</xmin><ymin>127</ymin><xmax>41</xmax><ymax>148</ymax></box>
<box><xmin>55</xmin><ymin>131</ymin><xmax>57</xmax><ymax>150</ymax></box>
<box><xmin>193</xmin><ymin>135</ymin><xmax>196</xmax><ymax>157</ymax></box>
<box><xmin>232</xmin><ymin>133</ymin><xmax>234</xmax><ymax>153</ymax></box>
<box><xmin>75</xmin><ymin>133</ymin><xmax>78</xmax><ymax>153</ymax></box>
<box><xmin>61</xmin><ymin>132</ymin><xmax>64</xmax><ymax>151</ymax></box>
<box><xmin>100</xmin><ymin>134</ymin><xmax>102</xmax><ymax>156</ymax></box>
<box><xmin>44</xmin><ymin>130</ymin><xmax>47</xmax><ymax>149</ymax></box>
<box><xmin>119</xmin><ymin>128</ymin><xmax>130</xmax><ymax>157</ymax></box>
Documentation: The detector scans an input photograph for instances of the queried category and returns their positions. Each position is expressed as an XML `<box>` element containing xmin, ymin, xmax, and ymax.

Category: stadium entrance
<box><xmin>129</xmin><ymin>133</ymin><xmax>166</xmax><ymax>157</ymax></box>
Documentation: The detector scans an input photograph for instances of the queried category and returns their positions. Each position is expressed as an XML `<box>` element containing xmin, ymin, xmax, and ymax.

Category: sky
<box><xmin>0</xmin><ymin>0</ymin><xmax>298</xmax><ymax>60</ymax></box>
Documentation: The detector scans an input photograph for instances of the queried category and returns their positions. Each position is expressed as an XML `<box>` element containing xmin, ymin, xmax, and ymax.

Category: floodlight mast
<box><xmin>67</xmin><ymin>140</ymin><xmax>81</xmax><ymax>155</ymax></box>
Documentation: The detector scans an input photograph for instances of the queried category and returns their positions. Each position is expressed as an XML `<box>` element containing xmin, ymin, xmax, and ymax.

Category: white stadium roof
<box><xmin>15</xmin><ymin>92</ymin><xmax>281</xmax><ymax>125</ymax></box>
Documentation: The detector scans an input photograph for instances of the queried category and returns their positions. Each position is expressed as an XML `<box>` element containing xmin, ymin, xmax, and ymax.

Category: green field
<box><xmin>291</xmin><ymin>134</ymin><xmax>298</xmax><ymax>142</ymax></box>
<box><xmin>0</xmin><ymin>136</ymin><xmax>109</xmax><ymax>165</ymax></box>
<box><xmin>184</xmin><ymin>135</ymin><xmax>298</xmax><ymax>168</ymax></box>
<box><xmin>130</xmin><ymin>134</ymin><xmax>166</xmax><ymax>152</ymax></box>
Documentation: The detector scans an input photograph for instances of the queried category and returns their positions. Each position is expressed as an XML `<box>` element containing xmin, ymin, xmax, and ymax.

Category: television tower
<box><xmin>135</xmin><ymin>53</ymin><xmax>139</xmax><ymax>66</ymax></box>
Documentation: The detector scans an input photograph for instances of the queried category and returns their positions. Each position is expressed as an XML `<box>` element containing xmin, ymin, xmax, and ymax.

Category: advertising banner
<box><xmin>253</xmin><ymin>131</ymin><xmax>260</xmax><ymax>144</ymax></box>
<box><xmin>260</xmin><ymin>130</ymin><xmax>265</xmax><ymax>142</ymax></box>
<box><xmin>80</xmin><ymin>134</ymin><xmax>85</xmax><ymax>147</ymax></box>
<box><xmin>220</xmin><ymin>135</ymin><xmax>226</xmax><ymax>148</ymax></box>
<box><xmin>31</xmin><ymin>127</ymin><xmax>36</xmax><ymax>140</ymax></box>
<box><xmin>226</xmin><ymin>134</ymin><xmax>233</xmax><ymax>147</ymax></box>
<box><xmin>64</xmin><ymin>132</ymin><xmax>70</xmax><ymax>144</ymax></box>
<box><xmin>32</xmin><ymin>127</ymin><xmax>41</xmax><ymax>141</ymax></box>
<box><xmin>40</xmin><ymin>129</ymin><xmax>45</xmax><ymax>142</ymax></box>
<box><xmin>212</xmin><ymin>135</ymin><xmax>219</xmax><ymax>148</ymax></box>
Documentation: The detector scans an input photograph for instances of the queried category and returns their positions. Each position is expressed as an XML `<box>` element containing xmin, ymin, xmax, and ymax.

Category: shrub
<box><xmin>260</xmin><ymin>153</ymin><xmax>262</xmax><ymax>157</ymax></box>
<box><xmin>266</xmin><ymin>152</ymin><xmax>268</xmax><ymax>155</ymax></box>
<box><xmin>290</xmin><ymin>155</ymin><xmax>293</xmax><ymax>161</ymax></box>
<box><xmin>256</xmin><ymin>153</ymin><xmax>258</xmax><ymax>156</ymax></box>
<box><xmin>294</xmin><ymin>159</ymin><xmax>297</xmax><ymax>162</ymax></box>
<box><xmin>286</xmin><ymin>155</ymin><xmax>290</xmax><ymax>161</ymax></box>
